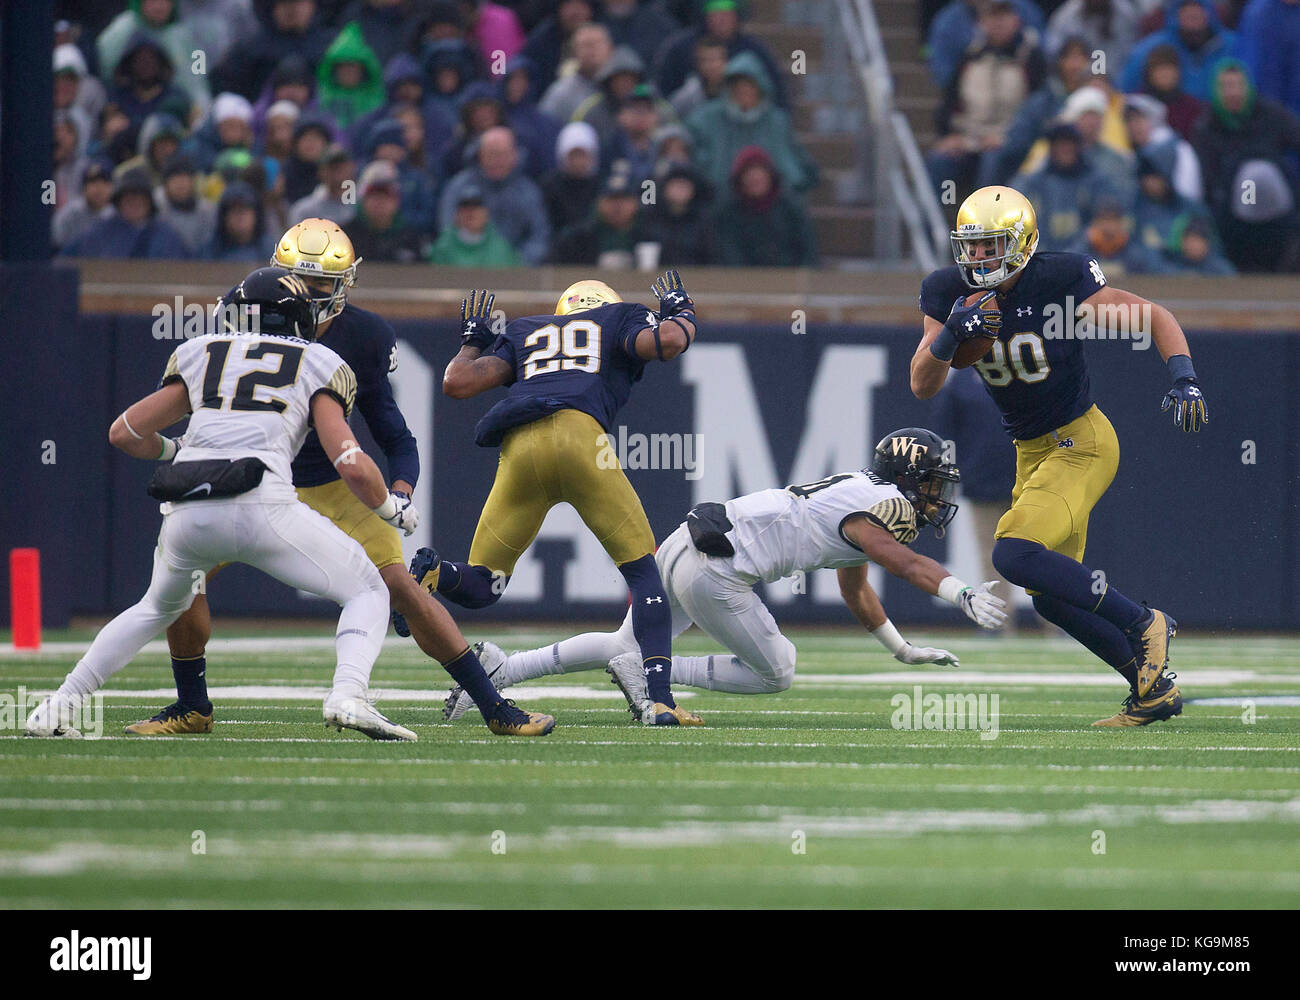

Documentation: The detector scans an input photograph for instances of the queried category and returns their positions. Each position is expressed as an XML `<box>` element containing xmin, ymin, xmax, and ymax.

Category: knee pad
<box><xmin>992</xmin><ymin>537</ymin><xmax>1044</xmax><ymax>587</ymax></box>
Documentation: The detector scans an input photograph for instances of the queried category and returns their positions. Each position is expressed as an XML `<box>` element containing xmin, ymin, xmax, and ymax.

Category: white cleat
<box><xmin>443</xmin><ymin>640</ymin><xmax>511</xmax><ymax>721</ymax></box>
<box><xmin>25</xmin><ymin>694</ymin><xmax>84</xmax><ymax>738</ymax></box>
<box><xmin>606</xmin><ymin>652</ymin><xmax>650</xmax><ymax>723</ymax></box>
<box><xmin>323</xmin><ymin>691</ymin><xmax>417</xmax><ymax>741</ymax></box>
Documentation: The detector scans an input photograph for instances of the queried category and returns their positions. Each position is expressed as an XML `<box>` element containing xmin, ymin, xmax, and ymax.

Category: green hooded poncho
<box><xmin>317</xmin><ymin>22</ymin><xmax>386</xmax><ymax>131</ymax></box>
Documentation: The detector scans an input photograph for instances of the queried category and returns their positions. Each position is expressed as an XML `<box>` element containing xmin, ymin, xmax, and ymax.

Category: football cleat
<box><xmin>1091</xmin><ymin>674</ymin><xmax>1183</xmax><ymax>727</ymax></box>
<box><xmin>644</xmin><ymin>702</ymin><xmax>705</xmax><ymax>727</ymax></box>
<box><xmin>391</xmin><ymin>607</ymin><xmax>411</xmax><ymax>638</ymax></box>
<box><xmin>606</xmin><ymin>651</ymin><xmax>650</xmax><ymax>722</ymax></box>
<box><xmin>24</xmin><ymin>694</ymin><xmax>84</xmax><ymax>738</ymax></box>
<box><xmin>125</xmin><ymin>702</ymin><xmax>214</xmax><ymax>735</ymax></box>
<box><xmin>487</xmin><ymin>699</ymin><xmax>556</xmax><ymax>737</ymax></box>
<box><xmin>323</xmin><ymin>691</ymin><xmax>418</xmax><ymax>741</ymax></box>
<box><xmin>444</xmin><ymin>640</ymin><xmax>511</xmax><ymax>721</ymax></box>
<box><xmin>1126</xmin><ymin>607</ymin><xmax>1177</xmax><ymax>697</ymax></box>
<box><xmin>409</xmin><ymin>545</ymin><xmax>441</xmax><ymax>593</ymax></box>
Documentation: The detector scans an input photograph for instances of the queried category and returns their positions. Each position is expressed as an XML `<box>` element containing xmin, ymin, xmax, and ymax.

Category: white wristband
<box><xmin>372</xmin><ymin>494</ymin><xmax>397</xmax><ymax>520</ymax></box>
<box><xmin>938</xmin><ymin>575</ymin><xmax>970</xmax><ymax>608</ymax></box>
<box><xmin>871</xmin><ymin>618</ymin><xmax>908</xmax><ymax>657</ymax></box>
<box><xmin>157</xmin><ymin>436</ymin><xmax>178</xmax><ymax>461</ymax></box>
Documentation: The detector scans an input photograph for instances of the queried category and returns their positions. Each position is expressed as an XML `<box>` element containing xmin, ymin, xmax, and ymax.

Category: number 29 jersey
<box><xmin>162</xmin><ymin>332</ymin><xmax>357</xmax><ymax>501</ymax></box>
<box><xmin>476</xmin><ymin>302</ymin><xmax>654</xmax><ymax>447</ymax></box>
<box><xmin>919</xmin><ymin>251</ymin><xmax>1107</xmax><ymax>441</ymax></box>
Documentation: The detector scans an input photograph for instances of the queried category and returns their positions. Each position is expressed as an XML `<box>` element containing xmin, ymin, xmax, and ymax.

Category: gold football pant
<box><xmin>469</xmin><ymin>408</ymin><xmax>656</xmax><ymax>575</ymax></box>
<box><xmin>994</xmin><ymin>404</ymin><xmax>1119</xmax><ymax>564</ymax></box>
<box><xmin>297</xmin><ymin>477</ymin><xmax>406</xmax><ymax>571</ymax></box>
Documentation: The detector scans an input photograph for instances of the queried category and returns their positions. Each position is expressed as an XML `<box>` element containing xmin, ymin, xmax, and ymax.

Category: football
<box><xmin>950</xmin><ymin>291</ymin><xmax>1000</xmax><ymax>369</ymax></box>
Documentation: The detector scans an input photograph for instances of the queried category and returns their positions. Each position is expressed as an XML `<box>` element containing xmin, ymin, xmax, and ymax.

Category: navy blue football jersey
<box><xmin>919</xmin><ymin>251</ymin><xmax>1107</xmax><ymax>440</ymax></box>
<box><xmin>292</xmin><ymin>304</ymin><xmax>420</xmax><ymax>488</ymax></box>
<box><xmin>475</xmin><ymin>301</ymin><xmax>654</xmax><ymax>447</ymax></box>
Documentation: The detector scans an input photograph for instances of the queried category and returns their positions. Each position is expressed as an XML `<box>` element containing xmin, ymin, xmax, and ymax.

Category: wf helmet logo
<box><xmin>889</xmin><ymin>437</ymin><xmax>929</xmax><ymax>465</ymax></box>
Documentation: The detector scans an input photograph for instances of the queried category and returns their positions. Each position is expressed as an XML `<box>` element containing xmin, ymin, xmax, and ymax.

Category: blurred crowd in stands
<box><xmin>50</xmin><ymin>0</ymin><xmax>818</xmax><ymax>268</ymax></box>
<box><xmin>923</xmin><ymin>0</ymin><xmax>1300</xmax><ymax>274</ymax></box>
<box><xmin>47</xmin><ymin>1</ymin><xmax>1300</xmax><ymax>273</ymax></box>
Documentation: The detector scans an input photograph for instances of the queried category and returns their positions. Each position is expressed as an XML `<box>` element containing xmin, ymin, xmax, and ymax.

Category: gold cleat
<box><xmin>645</xmin><ymin>702</ymin><xmax>705</xmax><ymax>726</ymax></box>
<box><xmin>1129</xmin><ymin>609</ymin><xmax>1177</xmax><ymax>697</ymax></box>
<box><xmin>1092</xmin><ymin>675</ymin><xmax>1182</xmax><ymax>727</ymax></box>
<box><xmin>487</xmin><ymin>699</ymin><xmax>556</xmax><ymax>737</ymax></box>
<box><xmin>125</xmin><ymin>702</ymin><xmax>214</xmax><ymax>735</ymax></box>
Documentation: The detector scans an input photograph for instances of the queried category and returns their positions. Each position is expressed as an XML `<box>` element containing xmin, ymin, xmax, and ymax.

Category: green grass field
<box><xmin>1</xmin><ymin>628</ymin><xmax>1298</xmax><ymax>909</ymax></box>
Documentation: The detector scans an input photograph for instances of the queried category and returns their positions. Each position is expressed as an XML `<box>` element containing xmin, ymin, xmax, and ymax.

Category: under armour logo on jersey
<box><xmin>644</xmin><ymin>596</ymin><xmax>664</xmax><ymax>604</ymax></box>
<box><xmin>1017</xmin><ymin>306</ymin><xmax>1033</xmax><ymax>317</ymax></box>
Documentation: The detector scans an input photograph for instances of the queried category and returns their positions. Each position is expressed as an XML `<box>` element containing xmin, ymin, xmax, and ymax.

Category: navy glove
<box><xmin>652</xmin><ymin>269</ymin><xmax>693</xmax><ymax>318</ymax></box>
<box><xmin>929</xmin><ymin>291</ymin><xmax>1001</xmax><ymax>362</ymax></box>
<box><xmin>1162</xmin><ymin>355</ymin><xmax>1207</xmax><ymax>432</ymax></box>
<box><xmin>460</xmin><ymin>289</ymin><xmax>497</xmax><ymax>351</ymax></box>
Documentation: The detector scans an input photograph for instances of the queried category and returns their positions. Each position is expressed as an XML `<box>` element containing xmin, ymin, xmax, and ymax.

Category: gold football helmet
<box><xmin>555</xmin><ymin>279</ymin><xmax>621</xmax><ymax>316</ymax></box>
<box><xmin>271</xmin><ymin>218</ymin><xmax>361</xmax><ymax>324</ymax></box>
<box><xmin>951</xmin><ymin>186</ymin><xmax>1039</xmax><ymax>288</ymax></box>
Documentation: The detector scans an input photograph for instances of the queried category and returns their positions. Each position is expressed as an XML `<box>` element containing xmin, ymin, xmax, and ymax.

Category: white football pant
<box><xmin>56</xmin><ymin>499</ymin><xmax>388</xmax><ymax>701</ymax></box>
<box><xmin>503</xmin><ymin>523</ymin><xmax>797</xmax><ymax>693</ymax></box>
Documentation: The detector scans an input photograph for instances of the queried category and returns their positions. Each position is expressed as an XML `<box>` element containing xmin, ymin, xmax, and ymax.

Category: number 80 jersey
<box><xmin>161</xmin><ymin>332</ymin><xmax>356</xmax><ymax>501</ymax></box>
<box><xmin>919</xmin><ymin>251</ymin><xmax>1106</xmax><ymax>441</ymax></box>
<box><xmin>477</xmin><ymin>302</ymin><xmax>655</xmax><ymax>447</ymax></box>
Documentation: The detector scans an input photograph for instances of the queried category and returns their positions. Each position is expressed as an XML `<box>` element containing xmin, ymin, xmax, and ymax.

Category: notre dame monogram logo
<box><xmin>889</xmin><ymin>436</ymin><xmax>929</xmax><ymax>465</ymax></box>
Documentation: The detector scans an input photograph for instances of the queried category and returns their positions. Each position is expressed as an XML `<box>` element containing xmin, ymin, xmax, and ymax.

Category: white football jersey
<box><xmin>161</xmin><ymin>332</ymin><xmax>356</xmax><ymax>502</ymax></box>
<box><xmin>723</xmin><ymin>471</ymin><xmax>918</xmax><ymax>584</ymax></box>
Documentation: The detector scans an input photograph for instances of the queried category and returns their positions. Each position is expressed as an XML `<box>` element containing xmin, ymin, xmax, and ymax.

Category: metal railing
<box><xmin>835</xmin><ymin>0</ymin><xmax>948</xmax><ymax>270</ymax></box>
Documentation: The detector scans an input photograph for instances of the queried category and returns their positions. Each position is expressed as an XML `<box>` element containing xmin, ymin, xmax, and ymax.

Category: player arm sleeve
<box><xmin>310</xmin><ymin>362</ymin><xmax>357</xmax><ymax>423</ymax></box>
<box><xmin>160</xmin><ymin>348</ymin><xmax>185</xmax><ymax>389</ymax></box>
<box><xmin>855</xmin><ymin>498</ymin><xmax>919</xmax><ymax>546</ymax></box>
<box><xmin>357</xmin><ymin>333</ymin><xmax>421</xmax><ymax>488</ymax></box>
<box><xmin>918</xmin><ymin>274</ymin><xmax>954</xmax><ymax>325</ymax></box>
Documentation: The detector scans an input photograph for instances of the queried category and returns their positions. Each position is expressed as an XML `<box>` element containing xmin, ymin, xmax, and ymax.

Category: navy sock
<box><xmin>1032</xmin><ymin>594</ymin><xmax>1137</xmax><ymax>685</ymax></box>
<box><xmin>993</xmin><ymin>538</ymin><xmax>1148</xmax><ymax>632</ymax></box>
<box><xmin>435</xmin><ymin>561</ymin><xmax>505</xmax><ymax>610</ymax></box>
<box><xmin>442</xmin><ymin>645</ymin><xmax>502</xmax><ymax>721</ymax></box>
<box><xmin>619</xmin><ymin>554</ymin><xmax>674</xmax><ymax>706</ymax></box>
<box><xmin>171</xmin><ymin>655</ymin><xmax>210</xmax><ymax>710</ymax></box>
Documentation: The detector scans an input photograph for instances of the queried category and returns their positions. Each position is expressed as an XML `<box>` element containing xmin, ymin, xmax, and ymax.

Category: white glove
<box><xmin>374</xmin><ymin>491</ymin><xmax>419</xmax><ymax>536</ymax></box>
<box><xmin>959</xmin><ymin>580</ymin><xmax>1007</xmax><ymax>630</ymax></box>
<box><xmin>895</xmin><ymin>643</ymin><xmax>960</xmax><ymax>667</ymax></box>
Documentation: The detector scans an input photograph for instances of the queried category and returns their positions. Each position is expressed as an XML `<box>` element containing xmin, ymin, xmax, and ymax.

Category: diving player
<box><xmin>128</xmin><ymin>219</ymin><xmax>553</xmax><ymax>738</ymax></box>
<box><xmin>911</xmin><ymin>185</ymin><xmax>1208</xmax><ymax>727</ymax></box>
<box><xmin>28</xmin><ymin>268</ymin><xmax>412</xmax><ymax>740</ymax></box>
<box><xmin>440</xmin><ymin>428</ymin><xmax>1008</xmax><ymax>722</ymax></box>
<box><xmin>418</xmin><ymin>273</ymin><xmax>703</xmax><ymax>725</ymax></box>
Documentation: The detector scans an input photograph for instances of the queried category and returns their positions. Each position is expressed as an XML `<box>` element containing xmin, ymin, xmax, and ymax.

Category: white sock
<box><xmin>331</xmin><ymin>585</ymin><xmax>388</xmax><ymax>699</ymax></box>
<box><xmin>503</xmin><ymin>630</ymin><xmax>631</xmax><ymax>684</ymax></box>
<box><xmin>670</xmin><ymin>654</ymin><xmax>774</xmax><ymax>694</ymax></box>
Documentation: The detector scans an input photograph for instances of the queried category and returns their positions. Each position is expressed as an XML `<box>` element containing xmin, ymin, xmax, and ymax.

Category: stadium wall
<box><xmin>5</xmin><ymin>308</ymin><xmax>1295</xmax><ymax>631</ymax></box>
